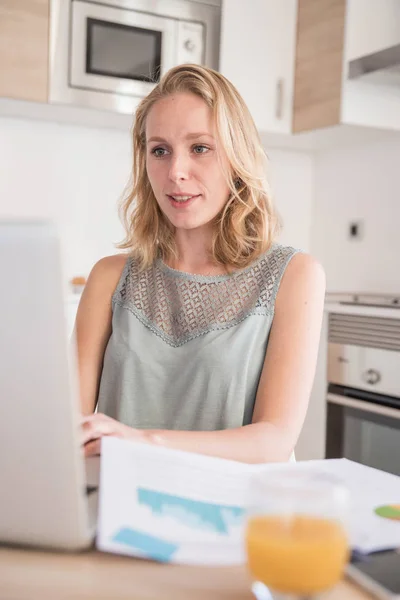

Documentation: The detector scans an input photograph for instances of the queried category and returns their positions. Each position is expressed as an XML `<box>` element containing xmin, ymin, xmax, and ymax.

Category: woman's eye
<box><xmin>151</xmin><ymin>147</ymin><xmax>168</xmax><ymax>157</ymax></box>
<box><xmin>193</xmin><ymin>145</ymin><xmax>209</xmax><ymax>154</ymax></box>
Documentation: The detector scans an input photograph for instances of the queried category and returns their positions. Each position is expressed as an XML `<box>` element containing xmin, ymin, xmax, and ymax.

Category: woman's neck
<box><xmin>166</xmin><ymin>256</ymin><xmax>228</xmax><ymax>277</ymax></box>
<box><xmin>165</xmin><ymin>228</ymin><xmax>227</xmax><ymax>276</ymax></box>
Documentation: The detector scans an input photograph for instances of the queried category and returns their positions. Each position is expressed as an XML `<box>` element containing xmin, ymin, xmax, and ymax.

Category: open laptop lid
<box><xmin>0</xmin><ymin>220</ymin><xmax>92</xmax><ymax>549</ymax></box>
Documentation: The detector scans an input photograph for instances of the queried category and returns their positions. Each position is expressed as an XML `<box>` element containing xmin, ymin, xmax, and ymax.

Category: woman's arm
<box><xmin>75</xmin><ymin>254</ymin><xmax>128</xmax><ymax>415</ymax></box>
<box><xmin>83</xmin><ymin>253</ymin><xmax>326</xmax><ymax>463</ymax></box>
<box><xmin>148</xmin><ymin>253</ymin><xmax>326</xmax><ymax>462</ymax></box>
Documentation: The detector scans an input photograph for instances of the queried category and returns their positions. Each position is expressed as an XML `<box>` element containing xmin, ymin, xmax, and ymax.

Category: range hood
<box><xmin>348</xmin><ymin>43</ymin><xmax>400</xmax><ymax>87</ymax></box>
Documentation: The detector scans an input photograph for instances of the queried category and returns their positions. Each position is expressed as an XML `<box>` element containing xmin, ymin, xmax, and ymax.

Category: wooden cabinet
<box><xmin>220</xmin><ymin>0</ymin><xmax>400</xmax><ymax>137</ymax></box>
<box><xmin>292</xmin><ymin>0</ymin><xmax>346</xmax><ymax>133</ymax></box>
<box><xmin>0</xmin><ymin>0</ymin><xmax>49</xmax><ymax>103</ymax></box>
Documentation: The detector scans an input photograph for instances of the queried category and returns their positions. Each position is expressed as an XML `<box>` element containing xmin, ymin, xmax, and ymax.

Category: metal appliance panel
<box><xmin>328</xmin><ymin>342</ymin><xmax>400</xmax><ymax>398</ymax></box>
<box><xmin>327</xmin><ymin>311</ymin><xmax>400</xmax><ymax>397</ymax></box>
<box><xmin>325</xmin><ymin>300</ymin><xmax>400</xmax><ymax>476</ymax></box>
<box><xmin>70</xmin><ymin>2</ymin><xmax>177</xmax><ymax>97</ymax></box>
<box><xmin>326</xmin><ymin>394</ymin><xmax>400</xmax><ymax>477</ymax></box>
<box><xmin>177</xmin><ymin>20</ymin><xmax>205</xmax><ymax>65</ymax></box>
<box><xmin>49</xmin><ymin>0</ymin><xmax>220</xmax><ymax>114</ymax></box>
<box><xmin>327</xmin><ymin>392</ymin><xmax>400</xmax><ymax>420</ymax></box>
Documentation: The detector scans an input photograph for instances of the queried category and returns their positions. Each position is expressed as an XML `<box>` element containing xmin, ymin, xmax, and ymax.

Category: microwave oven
<box><xmin>49</xmin><ymin>0</ymin><xmax>221</xmax><ymax>114</ymax></box>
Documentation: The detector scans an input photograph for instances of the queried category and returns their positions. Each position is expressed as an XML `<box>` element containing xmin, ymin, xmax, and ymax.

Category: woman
<box><xmin>78</xmin><ymin>64</ymin><xmax>325</xmax><ymax>463</ymax></box>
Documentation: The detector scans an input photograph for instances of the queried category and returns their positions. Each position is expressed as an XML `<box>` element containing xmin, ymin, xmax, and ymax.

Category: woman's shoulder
<box><xmin>85</xmin><ymin>253</ymin><xmax>131</xmax><ymax>296</ymax></box>
<box><xmin>76</xmin><ymin>254</ymin><xmax>132</xmax><ymax>334</ymax></box>
<box><xmin>269</xmin><ymin>245</ymin><xmax>326</xmax><ymax>303</ymax></box>
<box><xmin>253</xmin><ymin>242</ymin><xmax>301</xmax><ymax>278</ymax></box>
<box><xmin>270</xmin><ymin>244</ymin><xmax>324</xmax><ymax>279</ymax></box>
<box><xmin>254</xmin><ymin>243</ymin><xmax>325</xmax><ymax>304</ymax></box>
<box><xmin>90</xmin><ymin>252</ymin><xmax>129</xmax><ymax>277</ymax></box>
<box><xmin>261</xmin><ymin>243</ymin><xmax>322</xmax><ymax>275</ymax></box>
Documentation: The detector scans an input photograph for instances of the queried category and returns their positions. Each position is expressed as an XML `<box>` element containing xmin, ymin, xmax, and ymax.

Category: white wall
<box><xmin>0</xmin><ymin>116</ymin><xmax>131</xmax><ymax>284</ymax></box>
<box><xmin>0</xmin><ymin>116</ymin><xmax>314</xmax><ymax>281</ymax></box>
<box><xmin>312</xmin><ymin>136</ymin><xmax>400</xmax><ymax>293</ymax></box>
<box><xmin>267</xmin><ymin>149</ymin><xmax>313</xmax><ymax>252</ymax></box>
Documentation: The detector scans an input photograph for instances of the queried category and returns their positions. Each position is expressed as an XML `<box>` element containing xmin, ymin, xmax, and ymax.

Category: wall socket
<box><xmin>349</xmin><ymin>220</ymin><xmax>363</xmax><ymax>240</ymax></box>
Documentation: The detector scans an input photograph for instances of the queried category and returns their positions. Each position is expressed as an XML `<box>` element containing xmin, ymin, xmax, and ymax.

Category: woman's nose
<box><xmin>168</xmin><ymin>154</ymin><xmax>189</xmax><ymax>182</ymax></box>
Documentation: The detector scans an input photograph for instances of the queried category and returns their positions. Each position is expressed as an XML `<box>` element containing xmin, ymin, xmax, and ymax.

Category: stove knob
<box><xmin>363</xmin><ymin>369</ymin><xmax>381</xmax><ymax>385</ymax></box>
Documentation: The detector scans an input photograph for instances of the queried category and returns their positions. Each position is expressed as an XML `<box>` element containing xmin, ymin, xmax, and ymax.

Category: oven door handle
<box><xmin>327</xmin><ymin>393</ymin><xmax>400</xmax><ymax>420</ymax></box>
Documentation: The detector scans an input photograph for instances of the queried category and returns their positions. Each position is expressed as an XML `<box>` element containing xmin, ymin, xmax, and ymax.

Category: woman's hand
<box><xmin>81</xmin><ymin>413</ymin><xmax>150</xmax><ymax>456</ymax></box>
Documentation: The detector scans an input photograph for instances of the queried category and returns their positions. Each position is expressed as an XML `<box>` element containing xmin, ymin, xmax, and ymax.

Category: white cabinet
<box><xmin>219</xmin><ymin>0</ymin><xmax>400</xmax><ymax>139</ymax></box>
<box><xmin>346</xmin><ymin>0</ymin><xmax>400</xmax><ymax>61</ymax></box>
<box><xmin>219</xmin><ymin>0</ymin><xmax>297</xmax><ymax>135</ymax></box>
<box><xmin>342</xmin><ymin>0</ymin><xmax>400</xmax><ymax>132</ymax></box>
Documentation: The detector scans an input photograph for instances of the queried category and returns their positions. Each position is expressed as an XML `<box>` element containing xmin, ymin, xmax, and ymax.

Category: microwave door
<box><xmin>70</xmin><ymin>1</ymin><xmax>176</xmax><ymax>98</ymax></box>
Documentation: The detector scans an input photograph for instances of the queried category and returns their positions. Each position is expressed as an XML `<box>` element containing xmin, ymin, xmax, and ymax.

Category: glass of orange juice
<box><xmin>245</xmin><ymin>471</ymin><xmax>350</xmax><ymax>600</ymax></box>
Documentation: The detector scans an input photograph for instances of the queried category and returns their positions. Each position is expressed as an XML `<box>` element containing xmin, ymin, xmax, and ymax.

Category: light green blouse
<box><xmin>97</xmin><ymin>243</ymin><xmax>299</xmax><ymax>431</ymax></box>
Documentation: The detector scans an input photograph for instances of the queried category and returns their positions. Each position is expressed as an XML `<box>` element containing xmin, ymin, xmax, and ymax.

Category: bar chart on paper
<box><xmin>110</xmin><ymin>488</ymin><xmax>246</xmax><ymax>564</ymax></box>
<box><xmin>137</xmin><ymin>488</ymin><xmax>244</xmax><ymax>533</ymax></box>
<box><xmin>96</xmin><ymin>437</ymin><xmax>254</xmax><ymax>566</ymax></box>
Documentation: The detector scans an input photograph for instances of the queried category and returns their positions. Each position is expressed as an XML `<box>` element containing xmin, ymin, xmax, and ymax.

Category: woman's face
<box><xmin>145</xmin><ymin>92</ymin><xmax>231</xmax><ymax>233</ymax></box>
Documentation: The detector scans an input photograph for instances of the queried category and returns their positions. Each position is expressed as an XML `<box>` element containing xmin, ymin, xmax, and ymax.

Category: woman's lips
<box><xmin>167</xmin><ymin>194</ymin><xmax>200</xmax><ymax>208</ymax></box>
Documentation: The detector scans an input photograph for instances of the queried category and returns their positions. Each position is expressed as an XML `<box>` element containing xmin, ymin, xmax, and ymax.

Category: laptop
<box><xmin>0</xmin><ymin>220</ymin><xmax>98</xmax><ymax>550</ymax></box>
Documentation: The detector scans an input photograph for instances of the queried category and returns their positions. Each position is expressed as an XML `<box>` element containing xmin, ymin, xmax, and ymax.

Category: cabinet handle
<box><xmin>275</xmin><ymin>78</ymin><xmax>284</xmax><ymax>120</ymax></box>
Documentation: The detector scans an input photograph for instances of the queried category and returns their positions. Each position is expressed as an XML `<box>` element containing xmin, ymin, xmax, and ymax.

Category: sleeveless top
<box><xmin>97</xmin><ymin>243</ymin><xmax>300</xmax><ymax>431</ymax></box>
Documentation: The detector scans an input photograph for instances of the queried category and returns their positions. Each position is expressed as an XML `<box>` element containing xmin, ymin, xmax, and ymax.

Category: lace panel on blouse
<box><xmin>113</xmin><ymin>245</ymin><xmax>297</xmax><ymax>347</ymax></box>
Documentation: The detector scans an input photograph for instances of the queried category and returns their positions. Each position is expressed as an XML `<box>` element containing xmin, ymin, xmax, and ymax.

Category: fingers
<box><xmin>81</xmin><ymin>413</ymin><xmax>142</xmax><ymax>446</ymax></box>
<box><xmin>81</xmin><ymin>413</ymin><xmax>117</xmax><ymax>446</ymax></box>
<box><xmin>81</xmin><ymin>417</ymin><xmax>103</xmax><ymax>446</ymax></box>
<box><xmin>81</xmin><ymin>413</ymin><xmax>155</xmax><ymax>456</ymax></box>
<box><xmin>84</xmin><ymin>438</ymin><xmax>101</xmax><ymax>457</ymax></box>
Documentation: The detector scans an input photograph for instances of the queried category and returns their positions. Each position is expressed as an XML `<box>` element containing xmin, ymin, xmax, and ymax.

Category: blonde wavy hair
<box><xmin>117</xmin><ymin>64</ymin><xmax>280</xmax><ymax>270</ymax></box>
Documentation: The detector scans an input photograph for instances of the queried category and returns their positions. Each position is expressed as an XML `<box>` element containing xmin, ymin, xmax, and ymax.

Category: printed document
<box><xmin>96</xmin><ymin>437</ymin><xmax>400</xmax><ymax>564</ymax></box>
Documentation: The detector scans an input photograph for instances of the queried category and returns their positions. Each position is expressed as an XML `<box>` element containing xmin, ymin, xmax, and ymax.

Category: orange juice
<box><xmin>246</xmin><ymin>515</ymin><xmax>349</xmax><ymax>595</ymax></box>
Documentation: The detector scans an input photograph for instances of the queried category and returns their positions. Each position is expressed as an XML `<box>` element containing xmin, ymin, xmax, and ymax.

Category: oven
<box><xmin>325</xmin><ymin>306</ymin><xmax>400</xmax><ymax>477</ymax></box>
<box><xmin>49</xmin><ymin>0</ymin><xmax>221</xmax><ymax>114</ymax></box>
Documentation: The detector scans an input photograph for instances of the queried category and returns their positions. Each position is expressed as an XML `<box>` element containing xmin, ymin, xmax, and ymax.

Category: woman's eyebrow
<box><xmin>147</xmin><ymin>136</ymin><xmax>168</xmax><ymax>144</ymax></box>
<box><xmin>147</xmin><ymin>132</ymin><xmax>214</xmax><ymax>144</ymax></box>
<box><xmin>185</xmin><ymin>132</ymin><xmax>214</xmax><ymax>140</ymax></box>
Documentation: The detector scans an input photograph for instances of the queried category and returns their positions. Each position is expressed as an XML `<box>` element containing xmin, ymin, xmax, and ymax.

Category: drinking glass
<box><xmin>245</xmin><ymin>470</ymin><xmax>350</xmax><ymax>600</ymax></box>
